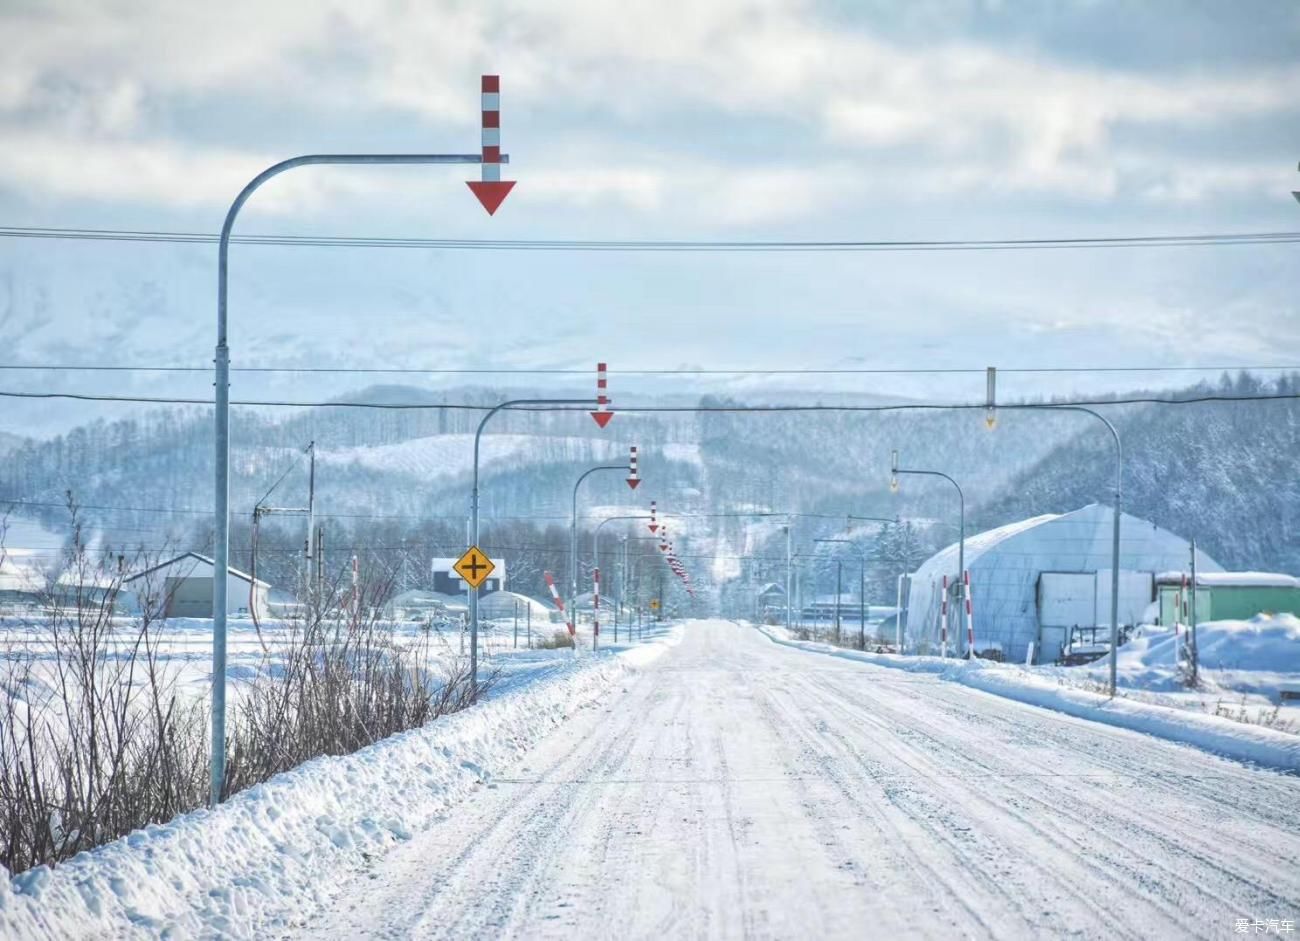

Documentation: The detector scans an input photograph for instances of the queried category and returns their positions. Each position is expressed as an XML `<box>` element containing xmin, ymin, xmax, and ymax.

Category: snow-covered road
<box><xmin>303</xmin><ymin>619</ymin><xmax>1300</xmax><ymax>939</ymax></box>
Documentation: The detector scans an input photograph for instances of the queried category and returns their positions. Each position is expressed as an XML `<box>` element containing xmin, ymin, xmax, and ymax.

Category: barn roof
<box><xmin>124</xmin><ymin>552</ymin><xmax>270</xmax><ymax>588</ymax></box>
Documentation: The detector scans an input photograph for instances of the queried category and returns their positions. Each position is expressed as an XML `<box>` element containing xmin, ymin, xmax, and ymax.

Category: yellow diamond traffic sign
<box><xmin>454</xmin><ymin>546</ymin><xmax>496</xmax><ymax>590</ymax></box>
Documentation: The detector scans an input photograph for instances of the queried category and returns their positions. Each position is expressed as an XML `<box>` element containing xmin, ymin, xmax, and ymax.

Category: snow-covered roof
<box><xmin>911</xmin><ymin>511</ymin><xmax>1061</xmax><ymax>578</ymax></box>
<box><xmin>124</xmin><ymin>552</ymin><xmax>269</xmax><ymax>588</ymax></box>
<box><xmin>911</xmin><ymin>504</ymin><xmax>1223</xmax><ymax>582</ymax></box>
<box><xmin>1155</xmin><ymin>571</ymin><xmax>1300</xmax><ymax>588</ymax></box>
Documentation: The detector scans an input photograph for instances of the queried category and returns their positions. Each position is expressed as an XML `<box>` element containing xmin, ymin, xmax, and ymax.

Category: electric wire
<box><xmin>2</xmin><ymin>363</ymin><xmax>1298</xmax><ymax>376</ymax></box>
<box><xmin>3</xmin><ymin>225</ymin><xmax>1298</xmax><ymax>252</ymax></box>
<box><xmin>0</xmin><ymin>389</ymin><xmax>1296</xmax><ymax>411</ymax></box>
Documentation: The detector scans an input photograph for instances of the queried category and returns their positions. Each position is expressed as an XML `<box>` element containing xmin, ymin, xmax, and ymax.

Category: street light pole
<box><xmin>572</xmin><ymin>465</ymin><xmax>629</xmax><ymax>649</ymax></box>
<box><xmin>472</xmin><ymin>398</ymin><xmax>590</xmax><ymax>691</ymax></box>
<box><xmin>987</xmin><ymin>402</ymin><xmax>1123</xmax><ymax>695</ymax></box>
<box><xmin>211</xmin><ymin>150</ymin><xmax>509</xmax><ymax>808</ymax></box>
<box><xmin>891</xmin><ymin>451</ymin><xmax>966</xmax><ymax>657</ymax></box>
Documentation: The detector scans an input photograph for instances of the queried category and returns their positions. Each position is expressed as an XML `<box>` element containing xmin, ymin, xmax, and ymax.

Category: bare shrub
<box><xmin>0</xmin><ymin>503</ymin><xmax>208</xmax><ymax>873</ymax></box>
<box><xmin>0</xmin><ymin>504</ymin><xmax>495</xmax><ymax>873</ymax></box>
<box><xmin>535</xmin><ymin>629</ymin><xmax>575</xmax><ymax>649</ymax></box>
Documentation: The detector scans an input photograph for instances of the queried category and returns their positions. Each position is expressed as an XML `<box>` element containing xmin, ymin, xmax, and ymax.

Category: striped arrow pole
<box><xmin>466</xmin><ymin>75</ymin><xmax>516</xmax><ymax>215</ymax></box>
<box><xmin>627</xmin><ymin>446</ymin><xmax>640</xmax><ymax>489</ymax></box>
<box><xmin>591</xmin><ymin>363</ymin><xmax>613</xmax><ymax>428</ymax></box>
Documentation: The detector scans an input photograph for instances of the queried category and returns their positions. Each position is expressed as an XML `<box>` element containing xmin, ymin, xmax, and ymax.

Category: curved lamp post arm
<box><xmin>592</xmin><ymin>515</ymin><xmax>652</xmax><ymax>572</ymax></box>
<box><xmin>468</xmin><ymin>397</ymin><xmax>590</xmax><ymax>699</ymax></box>
<box><xmin>891</xmin><ymin>465</ymin><xmax>965</xmax><ymax>578</ymax></box>
<box><xmin>570</xmin><ymin>465</ymin><xmax>632</xmax><ymax>639</ymax></box>
<box><xmin>212</xmin><ymin>151</ymin><xmax>507</xmax><ymax>808</ymax></box>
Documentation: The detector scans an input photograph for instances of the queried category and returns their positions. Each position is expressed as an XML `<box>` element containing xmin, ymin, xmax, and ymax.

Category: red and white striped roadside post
<box><xmin>351</xmin><ymin>554</ymin><xmax>360</xmax><ymax>623</ymax></box>
<box><xmin>964</xmin><ymin>570</ymin><xmax>975</xmax><ymax>659</ymax></box>
<box><xmin>940</xmin><ymin>574</ymin><xmax>949</xmax><ymax>658</ymax></box>
<box><xmin>545</xmin><ymin>571</ymin><xmax>572</xmax><ymax>638</ymax></box>
<box><xmin>648</xmin><ymin>501</ymin><xmax>659</xmax><ymax>533</ymax></box>
<box><xmin>627</xmin><ymin>446</ymin><xmax>640</xmax><ymax>489</ymax></box>
<box><xmin>593</xmin><ymin>567</ymin><xmax>601</xmax><ymax>650</ymax></box>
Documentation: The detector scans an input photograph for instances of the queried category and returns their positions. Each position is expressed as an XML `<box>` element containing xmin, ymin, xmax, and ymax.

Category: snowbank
<box><xmin>754</xmin><ymin>623</ymin><xmax>1300</xmax><ymax>774</ymax></box>
<box><xmin>0</xmin><ymin>627</ymin><xmax>683</xmax><ymax>940</ymax></box>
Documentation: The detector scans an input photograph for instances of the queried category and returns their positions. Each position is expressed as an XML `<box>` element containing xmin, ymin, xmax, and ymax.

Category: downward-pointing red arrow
<box><xmin>648</xmin><ymin>523</ymin><xmax>658</xmax><ymax>533</ymax></box>
<box><xmin>467</xmin><ymin>181</ymin><xmax>516</xmax><ymax>216</ymax></box>
<box><xmin>626</xmin><ymin>477</ymin><xmax>640</xmax><ymax>490</ymax></box>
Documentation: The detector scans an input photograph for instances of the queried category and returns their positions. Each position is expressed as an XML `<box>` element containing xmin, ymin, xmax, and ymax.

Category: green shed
<box><xmin>1156</xmin><ymin>572</ymin><xmax>1300</xmax><ymax>625</ymax></box>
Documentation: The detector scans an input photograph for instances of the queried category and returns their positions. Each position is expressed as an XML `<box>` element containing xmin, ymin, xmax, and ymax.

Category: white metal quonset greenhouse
<box><xmin>903</xmin><ymin>504</ymin><xmax>1222</xmax><ymax>664</ymax></box>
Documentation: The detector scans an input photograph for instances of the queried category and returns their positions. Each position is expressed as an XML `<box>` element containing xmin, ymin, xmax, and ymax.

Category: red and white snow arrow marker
<box><xmin>466</xmin><ymin>75</ymin><xmax>516</xmax><ymax>216</ymax></box>
<box><xmin>648</xmin><ymin>500</ymin><xmax>658</xmax><ymax>534</ymax></box>
<box><xmin>591</xmin><ymin>362</ymin><xmax>613</xmax><ymax>428</ymax></box>
<box><xmin>627</xmin><ymin>445</ymin><xmax>640</xmax><ymax>489</ymax></box>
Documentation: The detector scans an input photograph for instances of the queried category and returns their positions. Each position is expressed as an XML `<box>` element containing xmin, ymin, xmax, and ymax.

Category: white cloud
<box><xmin>0</xmin><ymin>0</ymin><xmax>1295</xmax><ymax>219</ymax></box>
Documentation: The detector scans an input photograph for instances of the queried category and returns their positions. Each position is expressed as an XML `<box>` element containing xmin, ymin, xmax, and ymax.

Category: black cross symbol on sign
<box><xmin>464</xmin><ymin>553</ymin><xmax>487</xmax><ymax>580</ymax></box>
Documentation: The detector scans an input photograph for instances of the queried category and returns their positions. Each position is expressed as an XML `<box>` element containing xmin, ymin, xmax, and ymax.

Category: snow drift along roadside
<box><xmin>753</xmin><ymin>623</ymin><xmax>1300</xmax><ymax>774</ymax></box>
<box><xmin>0</xmin><ymin>629</ymin><xmax>682</xmax><ymax>940</ymax></box>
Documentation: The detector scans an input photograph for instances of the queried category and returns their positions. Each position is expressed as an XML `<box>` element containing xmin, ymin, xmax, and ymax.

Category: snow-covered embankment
<box><xmin>754</xmin><ymin>621</ymin><xmax>1300</xmax><ymax>774</ymax></box>
<box><xmin>0</xmin><ymin>629</ymin><xmax>681</xmax><ymax>940</ymax></box>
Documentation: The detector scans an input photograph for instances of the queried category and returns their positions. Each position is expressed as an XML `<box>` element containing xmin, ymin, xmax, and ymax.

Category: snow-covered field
<box><xmin>0</xmin><ymin>623</ymin><xmax>684</xmax><ymax>939</ymax></box>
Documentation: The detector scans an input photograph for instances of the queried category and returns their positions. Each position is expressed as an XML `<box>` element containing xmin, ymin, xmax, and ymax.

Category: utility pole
<box><xmin>305</xmin><ymin>441</ymin><xmax>315</xmax><ymax>606</ymax></box>
<box><xmin>784</xmin><ymin>522</ymin><xmax>793</xmax><ymax>633</ymax></box>
<box><xmin>835</xmin><ymin>560</ymin><xmax>842</xmax><ymax>644</ymax></box>
<box><xmin>1189</xmin><ymin>538</ymin><xmax>1200</xmax><ymax>686</ymax></box>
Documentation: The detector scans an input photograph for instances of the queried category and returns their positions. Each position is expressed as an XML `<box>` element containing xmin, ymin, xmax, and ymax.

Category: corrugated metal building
<box><xmin>1156</xmin><ymin>572</ymin><xmax>1300</xmax><ymax>625</ymax></box>
<box><xmin>904</xmin><ymin>504</ymin><xmax>1222</xmax><ymax>664</ymax></box>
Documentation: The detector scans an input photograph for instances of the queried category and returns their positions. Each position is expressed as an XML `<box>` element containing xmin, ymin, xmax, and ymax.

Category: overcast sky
<box><xmin>1</xmin><ymin>0</ymin><xmax>1298</xmax><ymax>432</ymax></box>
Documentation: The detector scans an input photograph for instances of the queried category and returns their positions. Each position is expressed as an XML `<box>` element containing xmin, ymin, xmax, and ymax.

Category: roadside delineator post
<box><xmin>648</xmin><ymin>500</ymin><xmax>658</xmax><ymax>534</ymax></box>
<box><xmin>545</xmin><ymin>571</ymin><xmax>572</xmax><ymax>637</ymax></box>
<box><xmin>964</xmin><ymin>570</ymin><xmax>974</xmax><ymax>659</ymax></box>
<box><xmin>941</xmin><ymin>574</ymin><xmax>949</xmax><ymax>658</ymax></box>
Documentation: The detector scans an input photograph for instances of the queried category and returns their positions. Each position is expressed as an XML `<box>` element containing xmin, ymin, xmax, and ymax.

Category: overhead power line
<box><xmin>2</xmin><ymin>225</ymin><xmax>1298</xmax><ymax>252</ymax></box>
<box><xmin>0</xmin><ymin>389</ymin><xmax>1295</xmax><ymax>411</ymax></box>
<box><xmin>1</xmin><ymin>363</ymin><xmax>1298</xmax><ymax>376</ymax></box>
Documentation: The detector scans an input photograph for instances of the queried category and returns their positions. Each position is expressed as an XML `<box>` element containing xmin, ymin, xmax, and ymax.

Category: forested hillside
<box><xmin>978</xmin><ymin>372</ymin><xmax>1300</xmax><ymax>573</ymax></box>
<box><xmin>1</xmin><ymin>374</ymin><xmax>1296</xmax><ymax>605</ymax></box>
